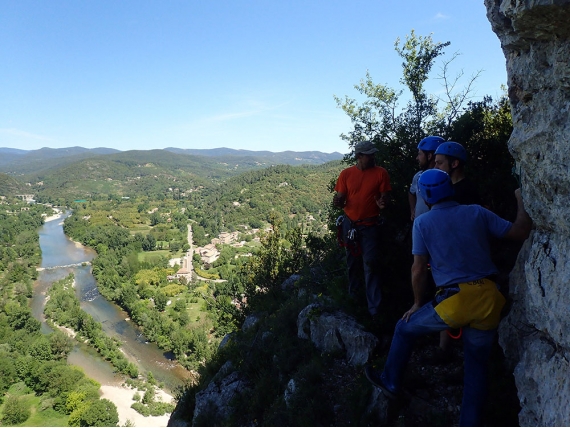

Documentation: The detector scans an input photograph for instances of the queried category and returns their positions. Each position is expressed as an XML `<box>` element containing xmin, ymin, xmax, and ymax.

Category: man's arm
<box><xmin>402</xmin><ymin>254</ymin><xmax>429</xmax><ymax>322</ymax></box>
<box><xmin>504</xmin><ymin>189</ymin><xmax>532</xmax><ymax>242</ymax></box>
<box><xmin>375</xmin><ymin>192</ymin><xmax>390</xmax><ymax>210</ymax></box>
<box><xmin>333</xmin><ymin>192</ymin><xmax>346</xmax><ymax>208</ymax></box>
<box><xmin>408</xmin><ymin>191</ymin><xmax>417</xmax><ymax>221</ymax></box>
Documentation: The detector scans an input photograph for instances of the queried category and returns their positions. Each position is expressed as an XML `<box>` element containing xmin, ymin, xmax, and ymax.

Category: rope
<box><xmin>446</xmin><ymin>327</ymin><xmax>462</xmax><ymax>340</ymax></box>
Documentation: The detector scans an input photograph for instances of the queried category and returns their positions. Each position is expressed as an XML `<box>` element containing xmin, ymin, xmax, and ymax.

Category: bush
<box><xmin>2</xmin><ymin>395</ymin><xmax>31</xmax><ymax>425</ymax></box>
<box><xmin>131</xmin><ymin>401</ymin><xmax>151</xmax><ymax>416</ymax></box>
<box><xmin>194</xmin><ymin>267</ymin><xmax>220</xmax><ymax>280</ymax></box>
<box><xmin>148</xmin><ymin>400</ymin><xmax>175</xmax><ymax>416</ymax></box>
<box><xmin>79</xmin><ymin>399</ymin><xmax>119</xmax><ymax>427</ymax></box>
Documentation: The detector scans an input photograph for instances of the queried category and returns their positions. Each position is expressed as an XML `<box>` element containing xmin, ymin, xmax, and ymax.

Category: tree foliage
<box><xmin>76</xmin><ymin>398</ymin><xmax>119</xmax><ymax>427</ymax></box>
<box><xmin>2</xmin><ymin>395</ymin><xmax>31</xmax><ymax>425</ymax></box>
<box><xmin>335</xmin><ymin>31</ymin><xmax>508</xmax><ymax>226</ymax></box>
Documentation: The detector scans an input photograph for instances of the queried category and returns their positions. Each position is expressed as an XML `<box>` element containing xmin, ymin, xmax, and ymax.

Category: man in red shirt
<box><xmin>333</xmin><ymin>140</ymin><xmax>392</xmax><ymax>319</ymax></box>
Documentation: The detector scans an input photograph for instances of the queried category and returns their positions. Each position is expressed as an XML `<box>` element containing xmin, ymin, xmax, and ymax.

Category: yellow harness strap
<box><xmin>434</xmin><ymin>278</ymin><xmax>506</xmax><ymax>330</ymax></box>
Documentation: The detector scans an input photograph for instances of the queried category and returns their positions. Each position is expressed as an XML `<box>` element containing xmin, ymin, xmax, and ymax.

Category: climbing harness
<box><xmin>434</xmin><ymin>278</ymin><xmax>506</xmax><ymax>330</ymax></box>
<box><xmin>336</xmin><ymin>215</ymin><xmax>362</xmax><ymax>257</ymax></box>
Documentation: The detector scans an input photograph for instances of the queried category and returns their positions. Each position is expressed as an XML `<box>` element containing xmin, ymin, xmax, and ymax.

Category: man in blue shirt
<box><xmin>365</xmin><ymin>169</ymin><xmax>532</xmax><ymax>426</ymax></box>
<box><xmin>408</xmin><ymin>136</ymin><xmax>445</xmax><ymax>221</ymax></box>
<box><xmin>430</xmin><ymin>141</ymin><xmax>483</xmax><ymax>363</ymax></box>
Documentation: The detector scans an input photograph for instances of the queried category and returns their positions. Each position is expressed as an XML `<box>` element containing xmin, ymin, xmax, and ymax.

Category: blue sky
<box><xmin>0</xmin><ymin>1</ymin><xmax>507</xmax><ymax>154</ymax></box>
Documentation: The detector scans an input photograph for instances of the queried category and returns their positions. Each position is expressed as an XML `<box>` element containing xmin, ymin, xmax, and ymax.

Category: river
<box><xmin>31</xmin><ymin>211</ymin><xmax>192</xmax><ymax>393</ymax></box>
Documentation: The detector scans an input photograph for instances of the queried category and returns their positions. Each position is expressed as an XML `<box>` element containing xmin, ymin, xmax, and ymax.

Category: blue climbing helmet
<box><xmin>434</xmin><ymin>141</ymin><xmax>467</xmax><ymax>162</ymax></box>
<box><xmin>417</xmin><ymin>136</ymin><xmax>445</xmax><ymax>152</ymax></box>
<box><xmin>418</xmin><ymin>169</ymin><xmax>454</xmax><ymax>204</ymax></box>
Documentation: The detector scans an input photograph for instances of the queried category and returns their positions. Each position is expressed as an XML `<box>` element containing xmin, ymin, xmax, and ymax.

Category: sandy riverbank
<box><xmin>100</xmin><ymin>384</ymin><xmax>174</xmax><ymax>427</ymax></box>
<box><xmin>43</xmin><ymin>209</ymin><xmax>63</xmax><ymax>223</ymax></box>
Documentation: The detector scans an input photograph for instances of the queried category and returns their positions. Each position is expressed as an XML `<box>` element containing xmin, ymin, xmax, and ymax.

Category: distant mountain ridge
<box><xmin>164</xmin><ymin>147</ymin><xmax>343</xmax><ymax>164</ymax></box>
<box><xmin>0</xmin><ymin>146</ymin><xmax>343</xmax><ymax>175</ymax></box>
<box><xmin>0</xmin><ymin>147</ymin><xmax>121</xmax><ymax>175</ymax></box>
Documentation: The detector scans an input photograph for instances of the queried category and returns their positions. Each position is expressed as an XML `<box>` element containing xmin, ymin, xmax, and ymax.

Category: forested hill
<box><xmin>164</xmin><ymin>147</ymin><xmax>342</xmax><ymax>165</ymax></box>
<box><xmin>0</xmin><ymin>173</ymin><xmax>27</xmax><ymax>196</ymax></box>
<box><xmin>22</xmin><ymin>150</ymin><xmax>235</xmax><ymax>205</ymax></box>
<box><xmin>0</xmin><ymin>147</ymin><xmax>120</xmax><ymax>175</ymax></box>
<box><xmin>188</xmin><ymin>161</ymin><xmax>344</xmax><ymax>233</ymax></box>
<box><xmin>19</xmin><ymin>149</ymin><xmax>345</xmax><ymax>211</ymax></box>
<box><xmin>0</xmin><ymin>146</ymin><xmax>343</xmax><ymax>176</ymax></box>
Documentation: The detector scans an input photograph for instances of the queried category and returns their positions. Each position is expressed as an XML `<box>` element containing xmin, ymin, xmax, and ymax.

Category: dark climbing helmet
<box><xmin>418</xmin><ymin>169</ymin><xmax>454</xmax><ymax>204</ymax></box>
<box><xmin>434</xmin><ymin>141</ymin><xmax>467</xmax><ymax>162</ymax></box>
<box><xmin>417</xmin><ymin>136</ymin><xmax>445</xmax><ymax>152</ymax></box>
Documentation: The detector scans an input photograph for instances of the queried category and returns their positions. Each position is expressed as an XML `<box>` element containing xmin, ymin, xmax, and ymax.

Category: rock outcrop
<box><xmin>484</xmin><ymin>1</ymin><xmax>570</xmax><ymax>425</ymax></box>
<box><xmin>297</xmin><ymin>303</ymin><xmax>378</xmax><ymax>366</ymax></box>
<box><xmin>190</xmin><ymin>361</ymin><xmax>251</xmax><ymax>426</ymax></box>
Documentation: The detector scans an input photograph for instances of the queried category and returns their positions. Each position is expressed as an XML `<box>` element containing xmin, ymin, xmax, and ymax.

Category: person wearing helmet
<box><xmin>420</xmin><ymin>141</ymin><xmax>483</xmax><ymax>365</ymax></box>
<box><xmin>365</xmin><ymin>169</ymin><xmax>532</xmax><ymax>426</ymax></box>
<box><xmin>333</xmin><ymin>140</ymin><xmax>392</xmax><ymax>321</ymax></box>
<box><xmin>434</xmin><ymin>141</ymin><xmax>481</xmax><ymax>205</ymax></box>
<box><xmin>409</xmin><ymin>136</ymin><xmax>445</xmax><ymax>221</ymax></box>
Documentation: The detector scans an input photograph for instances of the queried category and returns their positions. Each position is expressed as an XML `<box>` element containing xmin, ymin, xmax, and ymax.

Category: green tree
<box><xmin>154</xmin><ymin>291</ymin><xmax>168</xmax><ymax>312</ymax></box>
<box><xmin>448</xmin><ymin>94</ymin><xmax>516</xmax><ymax>216</ymax></box>
<box><xmin>150</xmin><ymin>212</ymin><xmax>161</xmax><ymax>226</ymax></box>
<box><xmin>2</xmin><ymin>395</ymin><xmax>31</xmax><ymax>425</ymax></box>
<box><xmin>142</xmin><ymin>234</ymin><xmax>157</xmax><ymax>251</ymax></box>
<box><xmin>0</xmin><ymin>355</ymin><xmax>17</xmax><ymax>397</ymax></box>
<box><xmin>334</xmin><ymin>30</ymin><xmax>479</xmax><ymax>224</ymax></box>
<box><xmin>173</xmin><ymin>298</ymin><xmax>186</xmax><ymax>312</ymax></box>
<box><xmin>142</xmin><ymin>387</ymin><xmax>155</xmax><ymax>405</ymax></box>
<box><xmin>169</xmin><ymin>240</ymin><xmax>182</xmax><ymax>253</ymax></box>
<box><xmin>49</xmin><ymin>330</ymin><xmax>74</xmax><ymax>360</ymax></box>
<box><xmin>66</xmin><ymin>390</ymin><xmax>87</xmax><ymax>414</ymax></box>
<box><xmin>29</xmin><ymin>335</ymin><xmax>53</xmax><ymax>361</ymax></box>
<box><xmin>78</xmin><ymin>399</ymin><xmax>119</xmax><ymax>427</ymax></box>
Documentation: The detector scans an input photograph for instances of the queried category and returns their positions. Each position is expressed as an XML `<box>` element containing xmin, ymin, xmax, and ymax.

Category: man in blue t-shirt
<box><xmin>365</xmin><ymin>169</ymin><xmax>532</xmax><ymax>427</ymax></box>
<box><xmin>408</xmin><ymin>136</ymin><xmax>445</xmax><ymax>221</ymax></box>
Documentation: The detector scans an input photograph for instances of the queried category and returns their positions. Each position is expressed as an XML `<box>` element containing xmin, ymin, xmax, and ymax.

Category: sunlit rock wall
<box><xmin>484</xmin><ymin>0</ymin><xmax>570</xmax><ymax>425</ymax></box>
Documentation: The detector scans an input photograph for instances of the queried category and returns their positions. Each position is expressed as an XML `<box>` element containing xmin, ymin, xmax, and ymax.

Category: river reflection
<box><xmin>32</xmin><ymin>211</ymin><xmax>192</xmax><ymax>393</ymax></box>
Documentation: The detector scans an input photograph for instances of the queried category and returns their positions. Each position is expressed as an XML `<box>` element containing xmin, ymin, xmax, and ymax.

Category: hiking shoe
<box><xmin>421</xmin><ymin>347</ymin><xmax>453</xmax><ymax>366</ymax></box>
<box><xmin>372</xmin><ymin>314</ymin><xmax>384</xmax><ymax>326</ymax></box>
<box><xmin>364</xmin><ymin>365</ymin><xmax>397</xmax><ymax>400</ymax></box>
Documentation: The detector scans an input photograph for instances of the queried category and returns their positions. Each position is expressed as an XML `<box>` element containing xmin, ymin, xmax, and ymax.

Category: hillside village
<box><xmin>168</xmin><ymin>226</ymin><xmax>261</xmax><ymax>282</ymax></box>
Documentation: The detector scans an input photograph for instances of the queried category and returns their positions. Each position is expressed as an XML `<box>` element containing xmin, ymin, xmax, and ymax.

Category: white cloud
<box><xmin>0</xmin><ymin>128</ymin><xmax>53</xmax><ymax>141</ymax></box>
<box><xmin>433</xmin><ymin>12</ymin><xmax>450</xmax><ymax>20</ymax></box>
<box><xmin>184</xmin><ymin>100</ymin><xmax>292</xmax><ymax>129</ymax></box>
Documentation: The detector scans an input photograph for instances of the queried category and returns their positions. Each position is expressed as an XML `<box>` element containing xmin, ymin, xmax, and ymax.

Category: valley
<box><xmin>0</xmin><ymin>147</ymin><xmax>342</xmax><ymax>426</ymax></box>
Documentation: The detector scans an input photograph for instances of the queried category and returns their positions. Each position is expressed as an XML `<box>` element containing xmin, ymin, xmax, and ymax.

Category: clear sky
<box><xmin>0</xmin><ymin>1</ymin><xmax>507</xmax><ymax>155</ymax></box>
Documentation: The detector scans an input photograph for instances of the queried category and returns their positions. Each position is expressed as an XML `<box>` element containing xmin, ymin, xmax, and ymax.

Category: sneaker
<box><xmin>364</xmin><ymin>365</ymin><xmax>397</xmax><ymax>400</ymax></box>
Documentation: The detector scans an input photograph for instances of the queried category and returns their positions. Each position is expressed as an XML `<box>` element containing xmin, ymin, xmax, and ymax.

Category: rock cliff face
<box><xmin>484</xmin><ymin>1</ymin><xmax>570</xmax><ymax>425</ymax></box>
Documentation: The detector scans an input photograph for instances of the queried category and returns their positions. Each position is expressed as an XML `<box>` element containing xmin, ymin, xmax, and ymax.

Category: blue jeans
<box><xmin>342</xmin><ymin>216</ymin><xmax>383</xmax><ymax>316</ymax></box>
<box><xmin>380</xmin><ymin>301</ymin><xmax>496</xmax><ymax>427</ymax></box>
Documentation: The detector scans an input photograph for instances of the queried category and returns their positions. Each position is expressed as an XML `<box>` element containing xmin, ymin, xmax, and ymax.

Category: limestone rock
<box><xmin>485</xmin><ymin>0</ymin><xmax>570</xmax><ymax>425</ymax></box>
<box><xmin>218</xmin><ymin>332</ymin><xmax>233</xmax><ymax>350</ymax></box>
<box><xmin>281</xmin><ymin>273</ymin><xmax>301</xmax><ymax>290</ymax></box>
<box><xmin>242</xmin><ymin>312</ymin><xmax>265</xmax><ymax>332</ymax></box>
<box><xmin>365</xmin><ymin>387</ymin><xmax>390</xmax><ymax>425</ymax></box>
<box><xmin>284</xmin><ymin>378</ymin><xmax>297</xmax><ymax>408</ymax></box>
<box><xmin>297</xmin><ymin>303</ymin><xmax>378</xmax><ymax>366</ymax></box>
<box><xmin>191</xmin><ymin>362</ymin><xmax>250</xmax><ymax>426</ymax></box>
